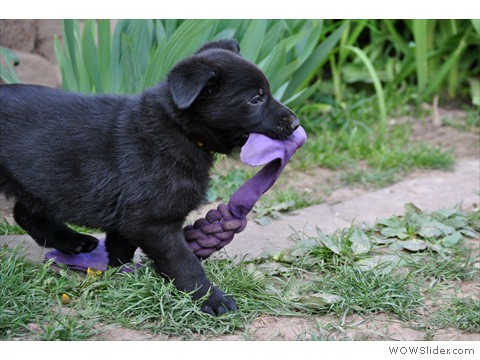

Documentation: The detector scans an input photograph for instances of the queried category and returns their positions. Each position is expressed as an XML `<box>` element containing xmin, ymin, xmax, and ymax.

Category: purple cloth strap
<box><xmin>228</xmin><ymin>126</ymin><xmax>307</xmax><ymax>218</ymax></box>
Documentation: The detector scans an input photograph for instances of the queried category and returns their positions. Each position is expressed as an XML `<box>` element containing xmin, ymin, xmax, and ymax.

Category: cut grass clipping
<box><xmin>1</xmin><ymin>203</ymin><xmax>478</xmax><ymax>339</ymax></box>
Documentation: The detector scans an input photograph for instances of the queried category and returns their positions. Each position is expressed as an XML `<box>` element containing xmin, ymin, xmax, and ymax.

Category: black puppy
<box><xmin>0</xmin><ymin>39</ymin><xmax>299</xmax><ymax>315</ymax></box>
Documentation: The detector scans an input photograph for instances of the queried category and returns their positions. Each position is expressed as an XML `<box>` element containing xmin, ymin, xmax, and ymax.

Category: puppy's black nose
<box><xmin>290</xmin><ymin>116</ymin><xmax>300</xmax><ymax>130</ymax></box>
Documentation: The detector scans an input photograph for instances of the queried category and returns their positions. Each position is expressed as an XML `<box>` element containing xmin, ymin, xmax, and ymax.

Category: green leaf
<box><xmin>422</xmin><ymin>31</ymin><xmax>469</xmax><ymax>100</ymax></box>
<box><xmin>344</xmin><ymin>45</ymin><xmax>387</xmax><ymax>141</ymax></box>
<box><xmin>254</xmin><ymin>217</ymin><xmax>273</xmax><ymax>226</ymax></box>
<box><xmin>0</xmin><ymin>46</ymin><xmax>20</xmax><ymax>83</ymax></box>
<box><xmin>412</xmin><ymin>19</ymin><xmax>429</xmax><ymax>92</ymax></box>
<box><xmin>349</xmin><ymin>228</ymin><xmax>371</xmax><ymax>255</ymax></box>
<box><xmin>316</xmin><ymin>227</ymin><xmax>341</xmax><ymax>254</ymax></box>
<box><xmin>417</xmin><ymin>220</ymin><xmax>455</xmax><ymax>238</ymax></box>
<box><xmin>470</xmin><ymin>19</ymin><xmax>480</xmax><ymax>36</ymax></box>
<box><xmin>81</xmin><ymin>20</ymin><xmax>102</xmax><ymax>93</ymax></box>
<box><xmin>147</xmin><ymin>20</ymin><xmax>218</xmax><ymax>86</ymax></box>
<box><xmin>239</xmin><ymin>20</ymin><xmax>268</xmax><ymax>62</ymax></box>
<box><xmin>405</xmin><ymin>202</ymin><xmax>423</xmax><ymax>215</ymax></box>
<box><xmin>290</xmin><ymin>238</ymin><xmax>317</xmax><ymax>257</ymax></box>
<box><xmin>400</xmin><ymin>239</ymin><xmax>428</xmax><ymax>252</ymax></box>
<box><xmin>468</xmin><ymin>78</ymin><xmax>480</xmax><ymax>106</ymax></box>
<box><xmin>441</xmin><ymin>232</ymin><xmax>463</xmax><ymax>248</ymax></box>
<box><xmin>434</xmin><ymin>205</ymin><xmax>462</xmax><ymax>219</ymax></box>
<box><xmin>380</xmin><ymin>226</ymin><xmax>408</xmax><ymax>240</ymax></box>
<box><xmin>460</xmin><ymin>228</ymin><xmax>478</xmax><ymax>238</ymax></box>
<box><xmin>257</xmin><ymin>248</ymin><xmax>286</xmax><ymax>262</ymax></box>
<box><xmin>97</xmin><ymin>20</ymin><xmax>111</xmax><ymax>91</ymax></box>
<box><xmin>377</xmin><ymin>216</ymin><xmax>404</xmax><ymax>228</ymax></box>
<box><xmin>283</xmin><ymin>22</ymin><xmax>347</xmax><ymax>100</ymax></box>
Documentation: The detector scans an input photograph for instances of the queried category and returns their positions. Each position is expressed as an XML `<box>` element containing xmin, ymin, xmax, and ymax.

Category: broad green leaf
<box><xmin>239</xmin><ymin>20</ymin><xmax>268</xmax><ymax>62</ymax></box>
<box><xmin>423</xmin><ymin>31</ymin><xmax>469</xmax><ymax>100</ymax></box>
<box><xmin>460</xmin><ymin>228</ymin><xmax>479</xmax><ymax>238</ymax></box>
<box><xmin>97</xmin><ymin>20</ymin><xmax>111</xmax><ymax>91</ymax></box>
<box><xmin>349</xmin><ymin>228</ymin><xmax>371</xmax><ymax>255</ymax></box>
<box><xmin>412</xmin><ymin>19</ymin><xmax>428</xmax><ymax>92</ymax></box>
<box><xmin>284</xmin><ymin>80</ymin><xmax>322</xmax><ymax>108</ymax></box>
<box><xmin>470</xmin><ymin>19</ymin><xmax>480</xmax><ymax>36</ymax></box>
<box><xmin>284</xmin><ymin>22</ymin><xmax>347</xmax><ymax>100</ymax></box>
<box><xmin>417</xmin><ymin>220</ymin><xmax>455</xmax><ymax>238</ymax></box>
<box><xmin>400</xmin><ymin>239</ymin><xmax>428</xmax><ymax>252</ymax></box>
<box><xmin>316</xmin><ymin>227</ymin><xmax>341</xmax><ymax>254</ymax></box>
<box><xmin>380</xmin><ymin>226</ymin><xmax>409</xmax><ymax>240</ymax></box>
<box><xmin>405</xmin><ymin>203</ymin><xmax>423</xmax><ymax>214</ymax></box>
<box><xmin>295</xmin><ymin>19</ymin><xmax>324</xmax><ymax>63</ymax></box>
<box><xmin>54</xmin><ymin>37</ymin><xmax>76</xmax><ymax>90</ymax></box>
<box><xmin>468</xmin><ymin>78</ymin><xmax>480</xmax><ymax>106</ymax></box>
<box><xmin>62</xmin><ymin>20</ymin><xmax>81</xmax><ymax>81</ymax></box>
<box><xmin>258</xmin><ymin>20</ymin><xmax>286</xmax><ymax>60</ymax></box>
<box><xmin>377</xmin><ymin>216</ymin><xmax>404</xmax><ymax>228</ymax></box>
<box><xmin>290</xmin><ymin>238</ymin><xmax>317</xmax><ymax>257</ymax></box>
<box><xmin>150</xmin><ymin>20</ymin><xmax>217</xmax><ymax>84</ymax></box>
<box><xmin>434</xmin><ymin>205</ymin><xmax>462</xmax><ymax>219</ymax></box>
<box><xmin>254</xmin><ymin>217</ymin><xmax>273</xmax><ymax>226</ymax></box>
<box><xmin>81</xmin><ymin>20</ymin><xmax>102</xmax><ymax>93</ymax></box>
<box><xmin>441</xmin><ymin>233</ymin><xmax>463</xmax><ymax>248</ymax></box>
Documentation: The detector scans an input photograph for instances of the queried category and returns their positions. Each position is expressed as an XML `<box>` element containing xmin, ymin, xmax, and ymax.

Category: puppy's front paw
<box><xmin>201</xmin><ymin>286</ymin><xmax>236</xmax><ymax>316</ymax></box>
<box><xmin>57</xmin><ymin>234</ymin><xmax>98</xmax><ymax>254</ymax></box>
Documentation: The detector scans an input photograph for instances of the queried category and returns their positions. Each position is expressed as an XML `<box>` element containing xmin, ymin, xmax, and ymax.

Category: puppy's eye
<box><xmin>201</xmin><ymin>86</ymin><xmax>214</xmax><ymax>97</ymax></box>
<box><xmin>249</xmin><ymin>95</ymin><xmax>262</xmax><ymax>105</ymax></box>
<box><xmin>249</xmin><ymin>90</ymin><xmax>264</xmax><ymax>105</ymax></box>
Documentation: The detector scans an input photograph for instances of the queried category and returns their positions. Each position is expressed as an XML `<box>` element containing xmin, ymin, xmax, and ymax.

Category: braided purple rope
<box><xmin>184</xmin><ymin>126</ymin><xmax>307</xmax><ymax>259</ymax></box>
<box><xmin>184</xmin><ymin>203</ymin><xmax>247</xmax><ymax>259</ymax></box>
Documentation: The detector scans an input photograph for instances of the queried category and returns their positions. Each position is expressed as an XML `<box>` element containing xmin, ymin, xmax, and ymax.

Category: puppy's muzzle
<box><xmin>283</xmin><ymin>111</ymin><xmax>300</xmax><ymax>131</ymax></box>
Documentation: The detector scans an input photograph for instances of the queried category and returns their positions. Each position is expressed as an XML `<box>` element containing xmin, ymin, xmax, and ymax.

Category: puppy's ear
<box><xmin>196</xmin><ymin>39</ymin><xmax>240</xmax><ymax>55</ymax></box>
<box><xmin>168</xmin><ymin>58</ymin><xmax>218</xmax><ymax>109</ymax></box>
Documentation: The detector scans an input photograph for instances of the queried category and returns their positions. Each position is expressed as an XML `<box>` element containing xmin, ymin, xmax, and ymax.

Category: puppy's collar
<box><xmin>195</xmin><ymin>140</ymin><xmax>216</xmax><ymax>155</ymax></box>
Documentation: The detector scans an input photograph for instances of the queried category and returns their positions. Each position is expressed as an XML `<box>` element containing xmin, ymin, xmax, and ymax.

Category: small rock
<box><xmin>11</xmin><ymin>50</ymin><xmax>61</xmax><ymax>88</ymax></box>
<box><xmin>0</xmin><ymin>20</ymin><xmax>36</xmax><ymax>52</ymax></box>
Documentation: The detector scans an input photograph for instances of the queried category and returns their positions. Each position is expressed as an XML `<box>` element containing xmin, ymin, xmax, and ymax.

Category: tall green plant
<box><xmin>54</xmin><ymin>19</ymin><xmax>345</xmax><ymax>109</ymax></box>
<box><xmin>337</xmin><ymin>19</ymin><xmax>479</xmax><ymax>104</ymax></box>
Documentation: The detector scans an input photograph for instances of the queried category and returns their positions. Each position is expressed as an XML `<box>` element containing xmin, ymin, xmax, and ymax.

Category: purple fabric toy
<box><xmin>45</xmin><ymin>126</ymin><xmax>307</xmax><ymax>270</ymax></box>
<box><xmin>185</xmin><ymin>126</ymin><xmax>307</xmax><ymax>259</ymax></box>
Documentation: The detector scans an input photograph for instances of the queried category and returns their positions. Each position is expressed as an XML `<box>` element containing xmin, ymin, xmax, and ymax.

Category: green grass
<box><xmin>406</xmin><ymin>250</ymin><xmax>477</xmax><ymax>282</ymax></box>
<box><xmin>435</xmin><ymin>297</ymin><xmax>480</xmax><ymax>333</ymax></box>
<box><xmin>0</xmin><ymin>218</ymin><xmax>26</xmax><ymax>235</ymax></box>
<box><xmin>0</xmin><ymin>244</ymin><xmax>96</xmax><ymax>340</ymax></box>
<box><xmin>0</xmin><ymin>204</ymin><xmax>478</xmax><ymax>339</ymax></box>
<box><xmin>289</xmin><ymin>87</ymin><xmax>455</xmax><ymax>191</ymax></box>
<box><xmin>318</xmin><ymin>264</ymin><xmax>421</xmax><ymax>320</ymax></box>
<box><xmin>1</xmin><ymin>217</ymin><xmax>98</xmax><ymax>236</ymax></box>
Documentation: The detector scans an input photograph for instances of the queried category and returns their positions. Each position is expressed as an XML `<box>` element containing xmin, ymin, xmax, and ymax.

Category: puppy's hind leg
<box><xmin>105</xmin><ymin>231</ymin><xmax>138</xmax><ymax>267</ymax></box>
<box><xmin>13</xmin><ymin>201</ymin><xmax>98</xmax><ymax>254</ymax></box>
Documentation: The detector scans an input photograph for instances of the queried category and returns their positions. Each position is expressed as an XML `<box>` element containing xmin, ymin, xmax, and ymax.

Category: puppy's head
<box><xmin>167</xmin><ymin>39</ymin><xmax>300</xmax><ymax>154</ymax></box>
